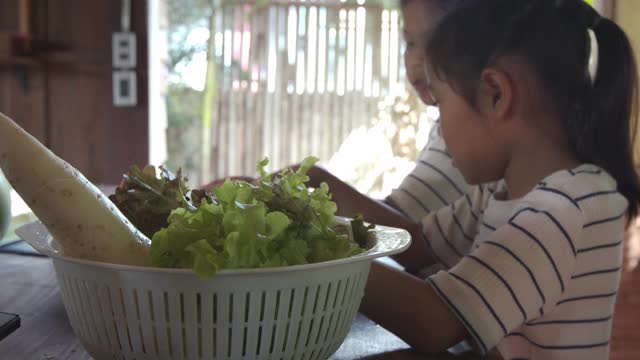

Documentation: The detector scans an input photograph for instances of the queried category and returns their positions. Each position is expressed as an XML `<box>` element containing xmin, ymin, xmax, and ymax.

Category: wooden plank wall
<box><xmin>0</xmin><ymin>1</ymin><xmax>47</xmax><ymax>144</ymax></box>
<box><xmin>0</xmin><ymin>0</ymin><xmax>148</xmax><ymax>185</ymax></box>
<box><xmin>199</xmin><ymin>0</ymin><xmax>405</xmax><ymax>182</ymax></box>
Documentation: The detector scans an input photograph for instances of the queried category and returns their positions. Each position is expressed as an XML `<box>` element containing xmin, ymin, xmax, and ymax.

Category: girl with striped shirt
<box><xmin>297</xmin><ymin>0</ymin><xmax>474</xmax><ymax>273</ymax></box>
<box><xmin>360</xmin><ymin>1</ymin><xmax>640</xmax><ymax>359</ymax></box>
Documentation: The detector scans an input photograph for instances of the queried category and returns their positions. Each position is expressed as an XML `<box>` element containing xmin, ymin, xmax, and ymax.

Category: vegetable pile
<box><xmin>111</xmin><ymin>157</ymin><xmax>371</xmax><ymax>277</ymax></box>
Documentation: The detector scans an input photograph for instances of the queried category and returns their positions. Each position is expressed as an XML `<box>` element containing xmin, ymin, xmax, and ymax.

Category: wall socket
<box><xmin>112</xmin><ymin>70</ymin><xmax>137</xmax><ymax>107</ymax></box>
<box><xmin>112</xmin><ymin>32</ymin><xmax>137</xmax><ymax>68</ymax></box>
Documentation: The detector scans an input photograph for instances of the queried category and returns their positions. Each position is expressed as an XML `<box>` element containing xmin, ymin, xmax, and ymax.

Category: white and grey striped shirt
<box><xmin>424</xmin><ymin>164</ymin><xmax>627</xmax><ymax>360</ymax></box>
<box><xmin>387</xmin><ymin>123</ymin><xmax>470</xmax><ymax>222</ymax></box>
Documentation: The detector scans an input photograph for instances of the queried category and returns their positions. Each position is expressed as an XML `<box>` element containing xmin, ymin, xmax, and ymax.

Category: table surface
<box><xmin>0</xmin><ymin>253</ymin><xmax>480</xmax><ymax>360</ymax></box>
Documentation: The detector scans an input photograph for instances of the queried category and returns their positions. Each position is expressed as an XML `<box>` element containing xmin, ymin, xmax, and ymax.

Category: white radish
<box><xmin>0</xmin><ymin>111</ymin><xmax>151</xmax><ymax>266</ymax></box>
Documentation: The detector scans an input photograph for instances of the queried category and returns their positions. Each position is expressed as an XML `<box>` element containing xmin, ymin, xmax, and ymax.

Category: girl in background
<box><xmin>205</xmin><ymin>0</ymin><xmax>474</xmax><ymax>274</ymax></box>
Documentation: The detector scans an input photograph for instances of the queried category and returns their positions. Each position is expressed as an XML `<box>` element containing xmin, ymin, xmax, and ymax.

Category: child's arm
<box><xmin>357</xmin><ymin>186</ymin><xmax>492</xmax><ymax>354</ymax></box>
<box><xmin>306</xmin><ymin>164</ymin><xmax>398</xmax><ymax>220</ymax></box>
<box><xmin>305</xmin><ymin>164</ymin><xmax>437</xmax><ymax>273</ymax></box>
<box><xmin>360</xmin><ymin>261</ymin><xmax>469</xmax><ymax>354</ymax></box>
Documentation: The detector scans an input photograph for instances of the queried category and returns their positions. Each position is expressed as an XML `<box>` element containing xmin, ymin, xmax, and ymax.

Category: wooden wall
<box><xmin>0</xmin><ymin>0</ymin><xmax>148</xmax><ymax>185</ymax></box>
<box><xmin>184</xmin><ymin>1</ymin><xmax>407</xmax><ymax>185</ymax></box>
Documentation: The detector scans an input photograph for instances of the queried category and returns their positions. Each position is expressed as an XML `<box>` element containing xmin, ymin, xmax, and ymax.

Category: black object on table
<box><xmin>0</xmin><ymin>239</ymin><xmax>42</xmax><ymax>256</ymax></box>
<box><xmin>0</xmin><ymin>312</ymin><xmax>20</xmax><ymax>342</ymax></box>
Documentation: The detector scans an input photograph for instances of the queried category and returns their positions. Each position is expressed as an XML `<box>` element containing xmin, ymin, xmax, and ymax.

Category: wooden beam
<box><xmin>18</xmin><ymin>0</ymin><xmax>29</xmax><ymax>34</ymax></box>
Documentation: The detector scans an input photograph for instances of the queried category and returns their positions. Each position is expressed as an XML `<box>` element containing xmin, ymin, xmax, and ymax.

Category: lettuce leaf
<box><xmin>109</xmin><ymin>165</ymin><xmax>192</xmax><ymax>238</ymax></box>
<box><xmin>351</xmin><ymin>214</ymin><xmax>375</xmax><ymax>248</ymax></box>
<box><xmin>150</xmin><ymin>157</ymin><xmax>366</xmax><ymax>277</ymax></box>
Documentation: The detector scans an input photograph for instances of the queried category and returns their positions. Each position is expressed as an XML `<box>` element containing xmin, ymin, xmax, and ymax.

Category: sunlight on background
<box><xmin>164</xmin><ymin>0</ymin><xmax>422</xmax><ymax>194</ymax></box>
<box><xmin>170</xmin><ymin>27</ymin><xmax>210</xmax><ymax>91</ymax></box>
<box><xmin>170</xmin><ymin>6</ymin><xmax>402</xmax><ymax>98</ymax></box>
<box><xmin>327</xmin><ymin>96</ymin><xmax>437</xmax><ymax>198</ymax></box>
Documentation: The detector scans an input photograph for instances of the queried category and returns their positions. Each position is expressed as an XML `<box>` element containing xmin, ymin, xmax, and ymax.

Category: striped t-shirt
<box><xmin>387</xmin><ymin>123</ymin><xmax>470</xmax><ymax>222</ymax></box>
<box><xmin>424</xmin><ymin>164</ymin><xmax>627</xmax><ymax>360</ymax></box>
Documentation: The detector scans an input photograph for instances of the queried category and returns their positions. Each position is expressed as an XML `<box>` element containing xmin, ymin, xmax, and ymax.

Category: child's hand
<box><xmin>391</xmin><ymin>221</ymin><xmax>436</xmax><ymax>275</ymax></box>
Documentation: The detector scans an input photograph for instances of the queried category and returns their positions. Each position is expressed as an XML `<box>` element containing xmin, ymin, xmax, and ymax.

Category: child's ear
<box><xmin>478</xmin><ymin>68</ymin><xmax>514</xmax><ymax>123</ymax></box>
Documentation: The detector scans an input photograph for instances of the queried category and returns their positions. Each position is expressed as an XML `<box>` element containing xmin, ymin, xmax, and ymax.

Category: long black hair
<box><xmin>426</xmin><ymin>0</ymin><xmax>640</xmax><ymax>218</ymax></box>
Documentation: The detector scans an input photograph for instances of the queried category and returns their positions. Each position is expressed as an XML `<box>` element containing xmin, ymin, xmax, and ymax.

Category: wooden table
<box><xmin>0</xmin><ymin>253</ymin><xmax>477</xmax><ymax>360</ymax></box>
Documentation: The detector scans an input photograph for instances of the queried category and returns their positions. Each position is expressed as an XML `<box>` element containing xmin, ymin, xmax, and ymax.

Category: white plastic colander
<box><xmin>17</xmin><ymin>218</ymin><xmax>410</xmax><ymax>360</ymax></box>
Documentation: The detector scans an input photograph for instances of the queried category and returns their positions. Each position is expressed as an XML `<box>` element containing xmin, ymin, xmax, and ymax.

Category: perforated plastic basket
<box><xmin>17</xmin><ymin>218</ymin><xmax>410</xmax><ymax>360</ymax></box>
